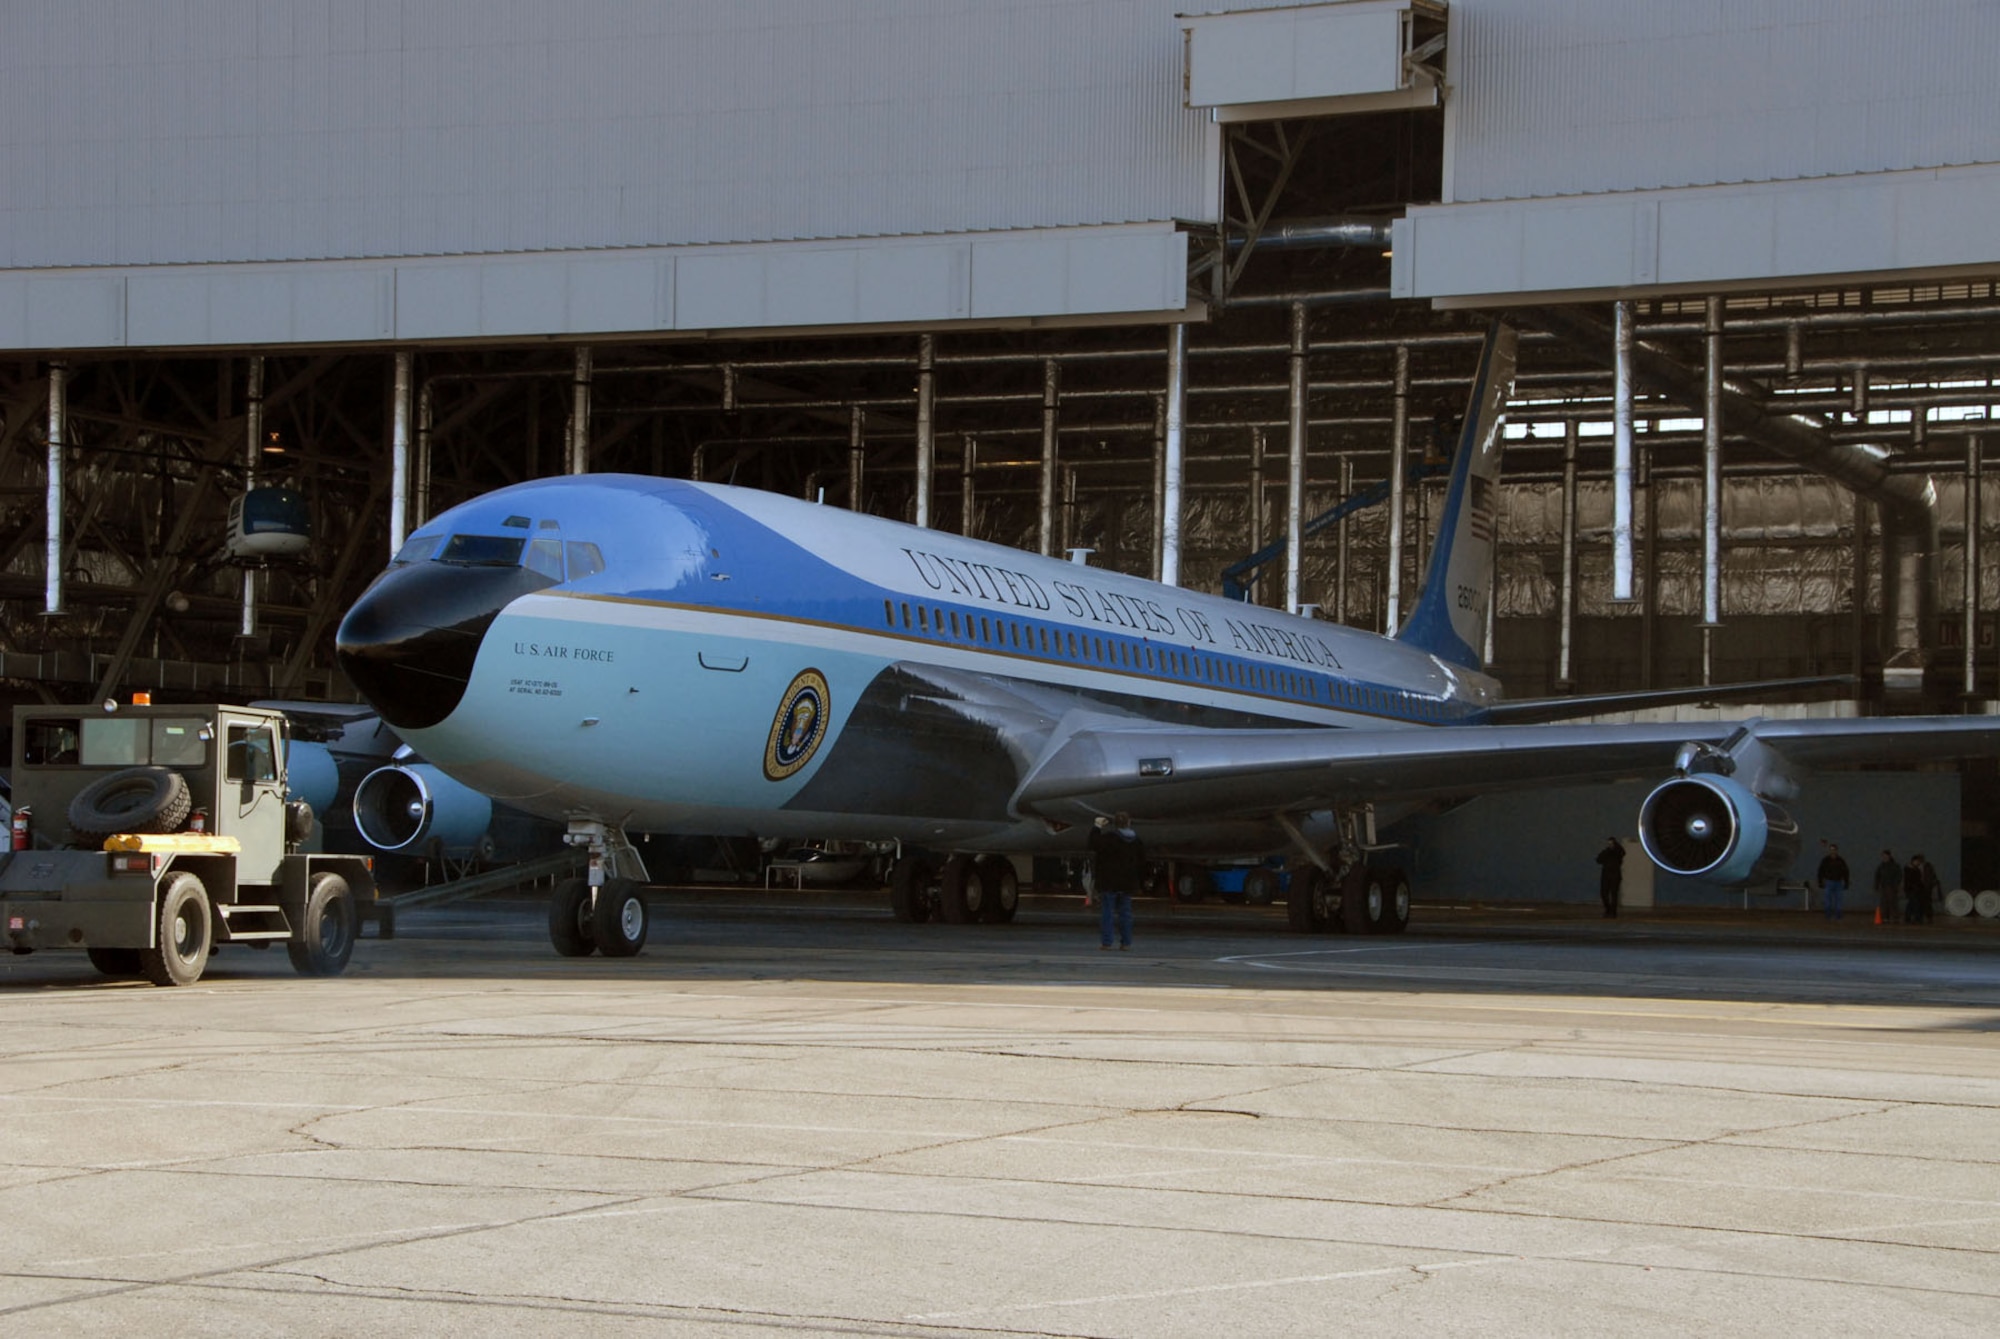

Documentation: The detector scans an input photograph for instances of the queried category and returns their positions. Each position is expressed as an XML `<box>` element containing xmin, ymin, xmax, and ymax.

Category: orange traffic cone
<box><xmin>1874</xmin><ymin>906</ymin><xmax>1883</xmax><ymax>926</ymax></box>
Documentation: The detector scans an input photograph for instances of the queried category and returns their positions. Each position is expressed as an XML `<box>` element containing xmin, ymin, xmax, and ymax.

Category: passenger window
<box><xmin>151</xmin><ymin>719</ymin><xmax>207</xmax><ymax>767</ymax></box>
<box><xmin>919</xmin><ymin>606</ymin><xmax>930</xmax><ymax>633</ymax></box>
<box><xmin>525</xmin><ymin>537</ymin><xmax>564</xmax><ymax>581</ymax></box>
<box><xmin>980</xmin><ymin>616</ymin><xmax>991</xmax><ymax>643</ymax></box>
<box><xmin>226</xmin><ymin>725</ymin><xmax>278</xmax><ymax>784</ymax></box>
<box><xmin>950</xmin><ymin>611</ymin><xmax>961</xmax><ymax>637</ymax></box>
<box><xmin>902</xmin><ymin>603</ymin><xmax>912</xmax><ymax>629</ymax></box>
<box><xmin>884</xmin><ymin>600</ymin><xmax>894</xmax><ymax>626</ymax></box>
<box><xmin>81</xmin><ymin>718</ymin><xmax>145</xmax><ymax>766</ymax></box>
<box><xmin>1009</xmin><ymin>623</ymin><xmax>1020</xmax><ymax>648</ymax></box>
<box><xmin>566</xmin><ymin>541</ymin><xmax>606</xmax><ymax>579</ymax></box>
<box><xmin>23</xmin><ymin>718</ymin><xmax>81</xmax><ymax>766</ymax></box>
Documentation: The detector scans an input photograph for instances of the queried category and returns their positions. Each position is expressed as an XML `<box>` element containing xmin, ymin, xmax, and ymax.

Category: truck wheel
<box><xmin>287</xmin><ymin>872</ymin><xmax>357</xmax><ymax>976</ymax></box>
<box><xmin>141</xmin><ymin>872</ymin><xmax>211</xmax><ymax>986</ymax></box>
<box><xmin>69</xmin><ymin>765</ymin><xmax>193</xmax><ymax>841</ymax></box>
<box><xmin>593</xmin><ymin>880</ymin><xmax>648</xmax><ymax>957</ymax></box>
<box><xmin>1243</xmin><ymin>868</ymin><xmax>1279</xmax><ymax>906</ymax></box>
<box><xmin>1174</xmin><ymin>867</ymin><xmax>1211</xmax><ymax>904</ymax></box>
<box><xmin>86</xmin><ymin>946</ymin><xmax>143</xmax><ymax>977</ymax></box>
<box><xmin>549</xmin><ymin>877</ymin><xmax>596</xmax><ymax>956</ymax></box>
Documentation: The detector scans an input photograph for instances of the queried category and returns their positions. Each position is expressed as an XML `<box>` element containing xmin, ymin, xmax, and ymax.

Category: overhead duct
<box><xmin>1227</xmin><ymin>216</ymin><xmax>1394</xmax><ymax>252</ymax></box>
<box><xmin>1527</xmin><ymin>305</ymin><xmax>1937</xmax><ymax>680</ymax></box>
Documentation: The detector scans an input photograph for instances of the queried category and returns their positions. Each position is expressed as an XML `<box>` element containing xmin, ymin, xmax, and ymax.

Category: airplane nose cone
<box><xmin>336</xmin><ymin>563</ymin><xmax>555</xmax><ymax>730</ymax></box>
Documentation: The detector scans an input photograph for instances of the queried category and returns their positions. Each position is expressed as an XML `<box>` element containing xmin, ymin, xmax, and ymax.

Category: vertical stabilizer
<box><xmin>1393</xmin><ymin>321</ymin><xmax>1517</xmax><ymax>670</ymax></box>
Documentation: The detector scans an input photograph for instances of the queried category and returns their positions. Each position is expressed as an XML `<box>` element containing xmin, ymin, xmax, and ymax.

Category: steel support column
<box><xmin>569</xmin><ymin>347</ymin><xmax>593</xmax><ymax>474</ymax></box>
<box><xmin>1558</xmin><ymin>420</ymin><xmax>1578</xmax><ymax>690</ymax></box>
<box><xmin>1335</xmin><ymin>455</ymin><xmax>1353</xmax><ymax>625</ymax></box>
<box><xmin>1386</xmin><ymin>343</ymin><xmax>1409</xmax><ymax>629</ymax></box>
<box><xmin>1701</xmin><ymin>297</ymin><xmax>1724</xmax><ymax>685</ymax></box>
<box><xmin>1612</xmin><ymin>300</ymin><xmax>1637</xmax><ymax>601</ymax></box>
<box><xmin>1038</xmin><ymin>360</ymin><xmax>1059</xmax><ymax>557</ymax></box>
<box><xmin>1248</xmin><ymin>425</ymin><xmax>1265</xmax><ymax>565</ymax></box>
<box><xmin>390</xmin><ymin>351</ymin><xmax>412</xmax><ymax>555</ymax></box>
<box><xmin>914</xmin><ymin>335</ymin><xmax>935</xmax><ymax>528</ymax></box>
<box><xmin>1969</xmin><ymin>433</ymin><xmax>1984</xmax><ymax>699</ymax></box>
<box><xmin>961</xmin><ymin>434</ymin><xmax>978</xmax><ymax>537</ymax></box>
<box><xmin>1151</xmin><ymin>396</ymin><xmax>1166</xmax><ymax>580</ymax></box>
<box><xmin>848</xmin><ymin>405</ymin><xmax>865</xmax><ymax>511</ymax></box>
<box><xmin>415</xmin><ymin>379</ymin><xmax>434</xmax><ymax>530</ymax></box>
<box><xmin>1162</xmin><ymin>327</ymin><xmax>1187</xmax><ymax>586</ymax></box>
<box><xmin>44</xmin><ymin>362</ymin><xmax>66</xmax><ymax>615</ymax></box>
<box><xmin>241</xmin><ymin>356</ymin><xmax>264</xmax><ymax>637</ymax></box>
<box><xmin>1285</xmin><ymin>303</ymin><xmax>1307</xmax><ymax>612</ymax></box>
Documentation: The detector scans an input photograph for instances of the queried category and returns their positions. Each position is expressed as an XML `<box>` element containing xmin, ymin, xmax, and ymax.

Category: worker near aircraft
<box><xmin>1596</xmin><ymin>837</ymin><xmax>1626</xmax><ymax>918</ymax></box>
<box><xmin>1088</xmin><ymin>812</ymin><xmax>1144</xmax><ymax>951</ymax></box>
<box><xmin>1816</xmin><ymin>841</ymin><xmax>1850</xmax><ymax>921</ymax></box>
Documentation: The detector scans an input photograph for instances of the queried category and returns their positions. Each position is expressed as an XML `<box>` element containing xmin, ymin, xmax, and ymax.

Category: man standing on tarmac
<box><xmin>1872</xmin><ymin>849</ymin><xmax>1901</xmax><ymax>925</ymax></box>
<box><xmin>1816</xmin><ymin>842</ymin><xmax>1850</xmax><ymax>921</ymax></box>
<box><xmin>1088</xmin><ymin>812</ymin><xmax>1144</xmax><ymax>951</ymax></box>
<box><xmin>1596</xmin><ymin>837</ymin><xmax>1626</xmax><ymax>918</ymax></box>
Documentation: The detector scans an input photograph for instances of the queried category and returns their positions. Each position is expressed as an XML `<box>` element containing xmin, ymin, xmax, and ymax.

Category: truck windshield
<box><xmin>437</xmin><ymin>535</ymin><xmax>526</xmax><ymax>567</ymax></box>
<box><xmin>71</xmin><ymin>716</ymin><xmax>211</xmax><ymax>767</ymax></box>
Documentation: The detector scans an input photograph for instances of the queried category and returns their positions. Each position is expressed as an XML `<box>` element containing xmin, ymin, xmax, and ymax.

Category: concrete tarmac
<box><xmin>2</xmin><ymin>893</ymin><xmax>1997</xmax><ymax>1336</ymax></box>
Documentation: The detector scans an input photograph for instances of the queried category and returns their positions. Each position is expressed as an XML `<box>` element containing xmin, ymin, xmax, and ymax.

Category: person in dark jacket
<box><xmin>1903</xmin><ymin>854</ymin><xmax>1937</xmax><ymax>924</ymax></box>
<box><xmin>1816</xmin><ymin>842</ymin><xmax>1851</xmax><ymax>921</ymax></box>
<box><xmin>1088</xmin><ymin>811</ymin><xmax>1144</xmax><ymax>950</ymax></box>
<box><xmin>1595</xmin><ymin>837</ymin><xmax>1626</xmax><ymax>918</ymax></box>
<box><xmin>1871</xmin><ymin>849</ymin><xmax>1901</xmax><ymax>924</ymax></box>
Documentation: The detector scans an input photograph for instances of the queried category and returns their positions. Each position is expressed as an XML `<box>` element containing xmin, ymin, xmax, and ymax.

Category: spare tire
<box><xmin>68</xmin><ymin>766</ymin><xmax>193</xmax><ymax>840</ymax></box>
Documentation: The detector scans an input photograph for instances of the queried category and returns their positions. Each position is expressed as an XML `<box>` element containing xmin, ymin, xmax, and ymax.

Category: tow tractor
<box><xmin>0</xmin><ymin>701</ymin><xmax>376</xmax><ymax>985</ymax></box>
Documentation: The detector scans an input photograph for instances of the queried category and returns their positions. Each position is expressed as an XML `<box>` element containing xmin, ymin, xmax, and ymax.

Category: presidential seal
<box><xmin>763</xmin><ymin>669</ymin><xmax>830</xmax><ymax>781</ymax></box>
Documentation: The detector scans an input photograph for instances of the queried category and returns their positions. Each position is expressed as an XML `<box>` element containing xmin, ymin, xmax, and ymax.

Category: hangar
<box><xmin>1</xmin><ymin>0</ymin><xmax>1995</xmax><ymax>894</ymax></box>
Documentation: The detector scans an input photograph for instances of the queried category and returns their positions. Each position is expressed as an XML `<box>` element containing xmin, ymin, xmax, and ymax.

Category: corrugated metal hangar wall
<box><xmin>0</xmin><ymin>0</ymin><xmax>1996</xmax><ymax>893</ymax></box>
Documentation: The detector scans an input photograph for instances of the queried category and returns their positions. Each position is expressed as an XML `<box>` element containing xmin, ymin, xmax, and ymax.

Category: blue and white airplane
<box><xmin>336</xmin><ymin>325</ymin><xmax>2000</xmax><ymax>954</ymax></box>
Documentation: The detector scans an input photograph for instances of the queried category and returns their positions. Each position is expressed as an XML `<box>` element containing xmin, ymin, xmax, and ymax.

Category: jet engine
<box><xmin>1638</xmin><ymin>774</ymin><xmax>1800</xmax><ymax>886</ymax></box>
<box><xmin>352</xmin><ymin>763</ymin><xmax>495</xmax><ymax>857</ymax></box>
<box><xmin>284</xmin><ymin>739</ymin><xmax>341</xmax><ymax>817</ymax></box>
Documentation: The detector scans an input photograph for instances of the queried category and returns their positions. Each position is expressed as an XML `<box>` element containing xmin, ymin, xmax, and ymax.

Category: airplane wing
<box><xmin>1013</xmin><ymin>715</ymin><xmax>2000</xmax><ymax>823</ymax></box>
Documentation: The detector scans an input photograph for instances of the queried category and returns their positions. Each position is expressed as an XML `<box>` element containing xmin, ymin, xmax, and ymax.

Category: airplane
<box><xmin>334</xmin><ymin>323</ymin><xmax>2000</xmax><ymax>955</ymax></box>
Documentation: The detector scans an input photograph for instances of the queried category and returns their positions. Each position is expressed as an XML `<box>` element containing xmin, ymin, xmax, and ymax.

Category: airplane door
<box><xmin>223</xmin><ymin>715</ymin><xmax>287</xmax><ymax>884</ymax></box>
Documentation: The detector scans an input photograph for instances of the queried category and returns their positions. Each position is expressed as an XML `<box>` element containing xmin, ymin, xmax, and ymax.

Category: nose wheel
<box><xmin>548</xmin><ymin>820</ymin><xmax>653</xmax><ymax>958</ymax></box>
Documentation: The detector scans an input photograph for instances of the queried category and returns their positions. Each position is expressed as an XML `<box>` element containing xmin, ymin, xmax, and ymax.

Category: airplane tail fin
<box><xmin>1393</xmin><ymin>321</ymin><xmax>1517</xmax><ymax>671</ymax></box>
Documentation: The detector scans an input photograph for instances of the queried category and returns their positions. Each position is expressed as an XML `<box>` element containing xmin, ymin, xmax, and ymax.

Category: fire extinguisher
<box><xmin>188</xmin><ymin>808</ymin><xmax>208</xmax><ymax>835</ymax></box>
<box><xmin>10</xmin><ymin>806</ymin><xmax>28</xmax><ymax>851</ymax></box>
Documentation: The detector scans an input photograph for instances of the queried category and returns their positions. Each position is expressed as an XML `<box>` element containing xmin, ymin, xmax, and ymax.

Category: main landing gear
<box><xmin>891</xmin><ymin>852</ymin><xmax>1020</xmax><ymax>925</ymax></box>
<box><xmin>548</xmin><ymin>819</ymin><xmax>652</xmax><ymax>957</ymax></box>
<box><xmin>1282</xmin><ymin>808</ymin><xmax>1410</xmax><ymax>937</ymax></box>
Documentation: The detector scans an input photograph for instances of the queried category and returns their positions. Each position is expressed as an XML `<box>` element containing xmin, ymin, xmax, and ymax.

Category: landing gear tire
<box><xmin>549</xmin><ymin>877</ymin><xmax>596</xmax><ymax>956</ymax></box>
<box><xmin>593</xmin><ymin>880</ymin><xmax>648</xmax><ymax>957</ymax></box>
<box><xmin>976</xmin><ymin>856</ymin><xmax>1019</xmax><ymax>923</ymax></box>
<box><xmin>890</xmin><ymin>857</ymin><xmax>933</xmax><ymax>923</ymax></box>
<box><xmin>938</xmin><ymin>854</ymin><xmax>980</xmax><ymax>923</ymax></box>
<box><xmin>1242</xmin><ymin>868</ymin><xmax>1279</xmax><ymax>906</ymax></box>
<box><xmin>1370</xmin><ymin>869</ymin><xmax>1411</xmax><ymax>934</ymax></box>
<box><xmin>141</xmin><ymin>872</ymin><xmax>211</xmax><ymax>987</ymax></box>
<box><xmin>1340</xmin><ymin>866</ymin><xmax>1374</xmax><ymax>935</ymax></box>
<box><xmin>287</xmin><ymin>871</ymin><xmax>357</xmax><ymax>976</ymax></box>
<box><xmin>87</xmin><ymin>946</ymin><xmax>142</xmax><ymax>977</ymax></box>
<box><xmin>1287</xmin><ymin>869</ymin><xmax>1323</xmax><ymax>933</ymax></box>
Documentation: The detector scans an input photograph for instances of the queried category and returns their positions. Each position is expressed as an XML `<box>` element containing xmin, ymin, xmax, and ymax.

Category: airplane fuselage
<box><xmin>339</xmin><ymin>476</ymin><xmax>1500</xmax><ymax>857</ymax></box>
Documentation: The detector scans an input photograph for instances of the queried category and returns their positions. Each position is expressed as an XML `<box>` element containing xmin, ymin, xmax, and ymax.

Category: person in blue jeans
<box><xmin>1088</xmin><ymin>812</ymin><xmax>1144</xmax><ymax>950</ymax></box>
<box><xmin>1816</xmin><ymin>842</ymin><xmax>1850</xmax><ymax>921</ymax></box>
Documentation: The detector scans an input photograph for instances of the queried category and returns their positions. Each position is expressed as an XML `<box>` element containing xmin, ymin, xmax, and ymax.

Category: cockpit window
<box><xmin>566</xmin><ymin>541</ymin><xmax>605</xmax><ymax>579</ymax></box>
<box><xmin>437</xmin><ymin>535</ymin><xmax>526</xmax><ymax>567</ymax></box>
<box><xmin>525</xmin><ymin>537</ymin><xmax>564</xmax><ymax>581</ymax></box>
<box><xmin>390</xmin><ymin>535</ymin><xmax>439</xmax><ymax>566</ymax></box>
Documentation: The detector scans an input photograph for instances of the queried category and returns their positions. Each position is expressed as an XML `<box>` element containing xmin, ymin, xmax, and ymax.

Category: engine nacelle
<box><xmin>353</xmin><ymin>763</ymin><xmax>494</xmax><ymax>856</ymax></box>
<box><xmin>1638</xmin><ymin>774</ymin><xmax>1800</xmax><ymax>886</ymax></box>
<box><xmin>284</xmin><ymin>740</ymin><xmax>341</xmax><ymax>816</ymax></box>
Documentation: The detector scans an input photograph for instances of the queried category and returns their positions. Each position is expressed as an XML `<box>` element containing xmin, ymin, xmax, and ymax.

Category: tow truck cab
<box><xmin>0</xmin><ymin>702</ymin><xmax>376</xmax><ymax>985</ymax></box>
